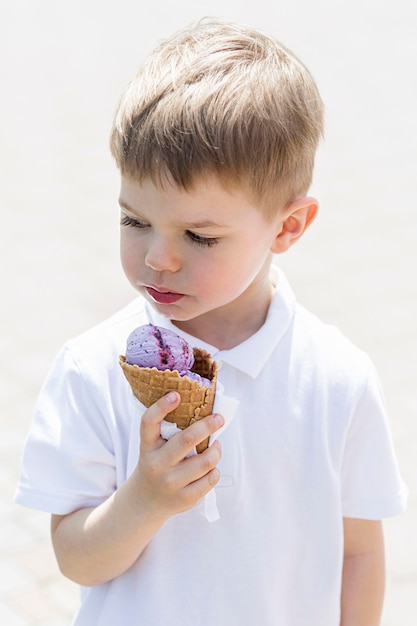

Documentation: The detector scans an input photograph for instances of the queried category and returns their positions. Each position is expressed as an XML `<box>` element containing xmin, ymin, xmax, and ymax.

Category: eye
<box><xmin>186</xmin><ymin>231</ymin><xmax>220</xmax><ymax>248</ymax></box>
<box><xmin>120</xmin><ymin>215</ymin><xmax>149</xmax><ymax>229</ymax></box>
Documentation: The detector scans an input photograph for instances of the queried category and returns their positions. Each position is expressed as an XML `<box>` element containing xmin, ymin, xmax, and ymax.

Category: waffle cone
<box><xmin>119</xmin><ymin>348</ymin><xmax>218</xmax><ymax>453</ymax></box>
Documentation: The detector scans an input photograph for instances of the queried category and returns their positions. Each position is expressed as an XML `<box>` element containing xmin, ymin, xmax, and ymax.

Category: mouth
<box><xmin>145</xmin><ymin>286</ymin><xmax>185</xmax><ymax>305</ymax></box>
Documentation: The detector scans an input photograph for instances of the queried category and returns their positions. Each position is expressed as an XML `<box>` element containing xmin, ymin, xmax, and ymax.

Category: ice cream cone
<box><xmin>119</xmin><ymin>348</ymin><xmax>218</xmax><ymax>453</ymax></box>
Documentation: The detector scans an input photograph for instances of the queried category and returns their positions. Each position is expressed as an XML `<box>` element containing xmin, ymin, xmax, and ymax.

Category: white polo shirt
<box><xmin>15</xmin><ymin>269</ymin><xmax>407</xmax><ymax>626</ymax></box>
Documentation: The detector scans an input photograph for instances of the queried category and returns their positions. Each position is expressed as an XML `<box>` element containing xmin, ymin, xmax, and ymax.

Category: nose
<box><xmin>145</xmin><ymin>234</ymin><xmax>181</xmax><ymax>273</ymax></box>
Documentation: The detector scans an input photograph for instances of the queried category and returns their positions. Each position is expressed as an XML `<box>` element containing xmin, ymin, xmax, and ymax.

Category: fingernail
<box><xmin>166</xmin><ymin>392</ymin><xmax>178</xmax><ymax>404</ymax></box>
<box><xmin>213</xmin><ymin>414</ymin><xmax>224</xmax><ymax>427</ymax></box>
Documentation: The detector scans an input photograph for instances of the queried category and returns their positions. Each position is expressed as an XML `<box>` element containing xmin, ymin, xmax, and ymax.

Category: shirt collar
<box><xmin>146</xmin><ymin>266</ymin><xmax>295</xmax><ymax>379</ymax></box>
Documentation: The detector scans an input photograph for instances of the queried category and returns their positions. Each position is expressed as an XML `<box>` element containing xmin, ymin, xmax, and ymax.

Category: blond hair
<box><xmin>110</xmin><ymin>19</ymin><xmax>324</xmax><ymax>216</ymax></box>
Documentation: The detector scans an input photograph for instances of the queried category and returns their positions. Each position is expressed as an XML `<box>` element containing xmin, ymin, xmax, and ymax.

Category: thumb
<box><xmin>140</xmin><ymin>391</ymin><xmax>180</xmax><ymax>449</ymax></box>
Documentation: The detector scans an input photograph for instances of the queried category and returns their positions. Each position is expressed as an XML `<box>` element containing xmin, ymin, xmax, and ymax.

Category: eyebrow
<box><xmin>118</xmin><ymin>200</ymin><xmax>227</xmax><ymax>230</ymax></box>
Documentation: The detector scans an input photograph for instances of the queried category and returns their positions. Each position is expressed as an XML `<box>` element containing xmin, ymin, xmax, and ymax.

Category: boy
<box><xmin>16</xmin><ymin>18</ymin><xmax>406</xmax><ymax>626</ymax></box>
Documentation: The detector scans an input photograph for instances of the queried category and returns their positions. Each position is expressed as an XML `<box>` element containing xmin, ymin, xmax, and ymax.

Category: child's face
<box><xmin>119</xmin><ymin>176</ymin><xmax>284</xmax><ymax>336</ymax></box>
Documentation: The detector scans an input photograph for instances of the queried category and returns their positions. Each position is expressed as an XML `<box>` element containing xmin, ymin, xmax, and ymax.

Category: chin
<box><xmin>148</xmin><ymin>301</ymin><xmax>196</xmax><ymax>322</ymax></box>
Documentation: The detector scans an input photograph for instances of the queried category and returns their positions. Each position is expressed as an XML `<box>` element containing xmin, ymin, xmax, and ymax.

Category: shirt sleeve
<box><xmin>15</xmin><ymin>344</ymin><xmax>118</xmax><ymax>515</ymax></box>
<box><xmin>341</xmin><ymin>360</ymin><xmax>408</xmax><ymax>519</ymax></box>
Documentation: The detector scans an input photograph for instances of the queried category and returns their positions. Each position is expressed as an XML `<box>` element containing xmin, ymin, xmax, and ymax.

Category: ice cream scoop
<box><xmin>120</xmin><ymin>324</ymin><xmax>218</xmax><ymax>452</ymax></box>
<box><xmin>125</xmin><ymin>324</ymin><xmax>211</xmax><ymax>386</ymax></box>
<box><xmin>125</xmin><ymin>324</ymin><xmax>194</xmax><ymax>372</ymax></box>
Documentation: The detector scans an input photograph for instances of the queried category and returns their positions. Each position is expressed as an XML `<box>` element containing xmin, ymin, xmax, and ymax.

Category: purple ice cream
<box><xmin>125</xmin><ymin>324</ymin><xmax>211</xmax><ymax>386</ymax></box>
<box><xmin>125</xmin><ymin>324</ymin><xmax>194</xmax><ymax>370</ymax></box>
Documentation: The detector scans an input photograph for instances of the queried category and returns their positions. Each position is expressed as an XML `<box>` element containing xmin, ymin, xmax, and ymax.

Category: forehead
<box><xmin>119</xmin><ymin>175</ymin><xmax>260</xmax><ymax>217</ymax></box>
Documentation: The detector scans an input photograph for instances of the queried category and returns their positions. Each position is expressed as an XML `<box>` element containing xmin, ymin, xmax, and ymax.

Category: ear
<box><xmin>270</xmin><ymin>197</ymin><xmax>319</xmax><ymax>254</ymax></box>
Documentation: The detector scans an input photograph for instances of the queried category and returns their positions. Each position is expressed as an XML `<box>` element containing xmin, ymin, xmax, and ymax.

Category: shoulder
<box><xmin>270</xmin><ymin>268</ymin><xmax>372</xmax><ymax>378</ymax></box>
<box><xmin>289</xmin><ymin>303</ymin><xmax>376</xmax><ymax>396</ymax></box>
<box><xmin>295</xmin><ymin>304</ymin><xmax>364</xmax><ymax>353</ymax></box>
<box><xmin>69</xmin><ymin>296</ymin><xmax>145</xmax><ymax>348</ymax></box>
<box><xmin>265</xmin><ymin>269</ymin><xmax>375</xmax><ymax>394</ymax></box>
<box><xmin>55</xmin><ymin>296</ymin><xmax>148</xmax><ymax>383</ymax></box>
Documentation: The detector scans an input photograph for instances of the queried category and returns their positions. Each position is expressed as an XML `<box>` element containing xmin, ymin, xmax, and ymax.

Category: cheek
<box><xmin>196</xmin><ymin>254</ymin><xmax>248</xmax><ymax>294</ymax></box>
<box><xmin>120</xmin><ymin>236</ymin><xmax>142</xmax><ymax>278</ymax></box>
<box><xmin>204</xmin><ymin>245</ymin><xmax>271</xmax><ymax>293</ymax></box>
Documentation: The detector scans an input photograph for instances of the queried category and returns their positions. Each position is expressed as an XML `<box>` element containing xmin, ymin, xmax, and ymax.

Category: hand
<box><xmin>132</xmin><ymin>392</ymin><xmax>224</xmax><ymax>522</ymax></box>
<box><xmin>50</xmin><ymin>391</ymin><xmax>223</xmax><ymax>586</ymax></box>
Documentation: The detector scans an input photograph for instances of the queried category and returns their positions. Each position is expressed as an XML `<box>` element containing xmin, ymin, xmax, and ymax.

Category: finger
<box><xmin>155</xmin><ymin>441</ymin><xmax>222</xmax><ymax>513</ymax></box>
<box><xmin>167</xmin><ymin>413</ymin><xmax>224</xmax><ymax>463</ymax></box>
<box><xmin>181</xmin><ymin>463</ymin><xmax>222</xmax><ymax>506</ymax></box>
<box><xmin>176</xmin><ymin>440</ymin><xmax>223</xmax><ymax>487</ymax></box>
<box><xmin>140</xmin><ymin>392</ymin><xmax>180</xmax><ymax>449</ymax></box>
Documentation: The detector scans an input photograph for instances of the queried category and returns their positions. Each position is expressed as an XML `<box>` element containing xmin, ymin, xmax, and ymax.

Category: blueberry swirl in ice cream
<box><xmin>125</xmin><ymin>324</ymin><xmax>211</xmax><ymax>386</ymax></box>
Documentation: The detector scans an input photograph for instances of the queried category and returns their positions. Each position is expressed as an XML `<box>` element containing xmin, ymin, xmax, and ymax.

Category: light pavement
<box><xmin>1</xmin><ymin>1</ymin><xmax>416</xmax><ymax>624</ymax></box>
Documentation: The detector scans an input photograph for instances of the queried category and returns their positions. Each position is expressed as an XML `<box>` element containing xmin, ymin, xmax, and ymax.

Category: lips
<box><xmin>146</xmin><ymin>286</ymin><xmax>184</xmax><ymax>304</ymax></box>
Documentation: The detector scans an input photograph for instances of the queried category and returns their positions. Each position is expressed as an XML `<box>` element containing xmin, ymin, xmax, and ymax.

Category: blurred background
<box><xmin>1</xmin><ymin>1</ymin><xmax>416</xmax><ymax>623</ymax></box>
